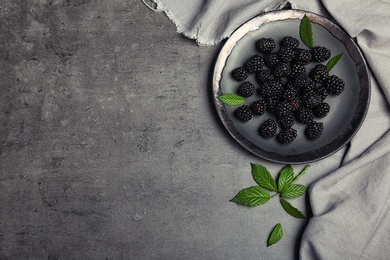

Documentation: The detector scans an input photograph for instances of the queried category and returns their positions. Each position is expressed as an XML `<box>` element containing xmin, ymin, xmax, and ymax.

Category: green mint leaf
<box><xmin>280</xmin><ymin>198</ymin><xmax>306</xmax><ymax>219</ymax></box>
<box><xmin>267</xmin><ymin>223</ymin><xmax>283</xmax><ymax>247</ymax></box>
<box><xmin>293</xmin><ymin>165</ymin><xmax>310</xmax><ymax>183</ymax></box>
<box><xmin>251</xmin><ymin>163</ymin><xmax>278</xmax><ymax>192</ymax></box>
<box><xmin>277</xmin><ymin>165</ymin><xmax>294</xmax><ymax>192</ymax></box>
<box><xmin>217</xmin><ymin>93</ymin><xmax>245</xmax><ymax>106</ymax></box>
<box><xmin>230</xmin><ymin>186</ymin><xmax>271</xmax><ymax>206</ymax></box>
<box><xmin>300</xmin><ymin>15</ymin><xmax>314</xmax><ymax>49</ymax></box>
<box><xmin>281</xmin><ymin>184</ymin><xmax>307</xmax><ymax>198</ymax></box>
<box><xmin>326</xmin><ymin>53</ymin><xmax>344</xmax><ymax>72</ymax></box>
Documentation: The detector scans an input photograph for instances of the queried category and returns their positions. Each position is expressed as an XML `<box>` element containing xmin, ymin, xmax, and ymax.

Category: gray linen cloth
<box><xmin>149</xmin><ymin>0</ymin><xmax>390</xmax><ymax>259</ymax></box>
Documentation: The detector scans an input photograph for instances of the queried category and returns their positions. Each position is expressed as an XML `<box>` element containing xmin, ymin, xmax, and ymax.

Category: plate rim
<box><xmin>212</xmin><ymin>9</ymin><xmax>371</xmax><ymax>164</ymax></box>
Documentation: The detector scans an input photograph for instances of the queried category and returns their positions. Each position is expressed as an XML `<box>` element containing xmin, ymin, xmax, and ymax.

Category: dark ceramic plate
<box><xmin>213</xmin><ymin>10</ymin><xmax>370</xmax><ymax>164</ymax></box>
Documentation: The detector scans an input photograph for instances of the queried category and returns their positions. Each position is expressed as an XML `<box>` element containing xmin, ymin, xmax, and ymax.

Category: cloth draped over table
<box><xmin>150</xmin><ymin>0</ymin><xmax>390</xmax><ymax>259</ymax></box>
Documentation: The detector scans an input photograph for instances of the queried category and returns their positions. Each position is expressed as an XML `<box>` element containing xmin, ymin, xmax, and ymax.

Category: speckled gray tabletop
<box><xmin>0</xmin><ymin>1</ymin><xmax>351</xmax><ymax>259</ymax></box>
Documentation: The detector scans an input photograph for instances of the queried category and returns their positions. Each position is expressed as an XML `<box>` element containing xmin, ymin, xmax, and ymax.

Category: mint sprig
<box><xmin>230</xmin><ymin>164</ymin><xmax>310</xmax><ymax>246</ymax></box>
<box><xmin>217</xmin><ymin>93</ymin><xmax>245</xmax><ymax>106</ymax></box>
<box><xmin>299</xmin><ymin>15</ymin><xmax>314</xmax><ymax>49</ymax></box>
<box><xmin>326</xmin><ymin>53</ymin><xmax>345</xmax><ymax>72</ymax></box>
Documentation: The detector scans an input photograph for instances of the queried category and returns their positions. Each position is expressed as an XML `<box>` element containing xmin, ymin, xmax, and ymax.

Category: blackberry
<box><xmin>272</xmin><ymin>63</ymin><xmax>291</xmax><ymax>78</ymax></box>
<box><xmin>281</xmin><ymin>85</ymin><xmax>298</xmax><ymax>101</ymax></box>
<box><xmin>301</xmin><ymin>92</ymin><xmax>322</xmax><ymax>108</ymax></box>
<box><xmin>255</xmin><ymin>69</ymin><xmax>274</xmax><ymax>84</ymax></box>
<box><xmin>277</xmin><ymin>113</ymin><xmax>295</xmax><ymax>129</ymax></box>
<box><xmin>294</xmin><ymin>48</ymin><xmax>312</xmax><ymax>65</ymax></box>
<box><xmin>260</xmin><ymin>79</ymin><xmax>284</xmax><ymax>97</ymax></box>
<box><xmin>310</xmin><ymin>64</ymin><xmax>329</xmax><ymax>83</ymax></box>
<box><xmin>295</xmin><ymin>108</ymin><xmax>314</xmax><ymax>124</ymax></box>
<box><xmin>281</xmin><ymin>36</ymin><xmax>300</xmax><ymax>49</ymax></box>
<box><xmin>256</xmin><ymin>38</ymin><xmax>276</xmax><ymax>53</ymax></box>
<box><xmin>289</xmin><ymin>98</ymin><xmax>301</xmax><ymax>111</ymax></box>
<box><xmin>244</xmin><ymin>54</ymin><xmax>264</xmax><ymax>73</ymax></box>
<box><xmin>305</xmin><ymin>121</ymin><xmax>324</xmax><ymax>140</ymax></box>
<box><xmin>275</xmin><ymin>100</ymin><xmax>293</xmax><ymax>118</ymax></box>
<box><xmin>266</xmin><ymin>97</ymin><xmax>280</xmax><ymax>113</ymax></box>
<box><xmin>235</xmin><ymin>105</ymin><xmax>252</xmax><ymax>122</ymax></box>
<box><xmin>313</xmin><ymin>102</ymin><xmax>330</xmax><ymax>118</ymax></box>
<box><xmin>237</xmin><ymin>81</ymin><xmax>255</xmax><ymax>97</ymax></box>
<box><xmin>324</xmin><ymin>75</ymin><xmax>345</xmax><ymax>95</ymax></box>
<box><xmin>315</xmin><ymin>86</ymin><xmax>328</xmax><ymax>101</ymax></box>
<box><xmin>293</xmin><ymin>74</ymin><xmax>315</xmax><ymax>90</ymax></box>
<box><xmin>312</xmin><ymin>46</ymin><xmax>331</xmax><ymax>62</ymax></box>
<box><xmin>276</xmin><ymin>128</ymin><xmax>297</xmax><ymax>144</ymax></box>
<box><xmin>290</xmin><ymin>63</ymin><xmax>307</xmax><ymax>78</ymax></box>
<box><xmin>259</xmin><ymin>119</ymin><xmax>278</xmax><ymax>138</ymax></box>
<box><xmin>232</xmin><ymin>67</ymin><xmax>249</xmax><ymax>81</ymax></box>
<box><xmin>263</xmin><ymin>52</ymin><xmax>279</xmax><ymax>68</ymax></box>
<box><xmin>278</xmin><ymin>46</ymin><xmax>295</xmax><ymax>62</ymax></box>
<box><xmin>250</xmin><ymin>100</ymin><xmax>267</xmax><ymax>116</ymax></box>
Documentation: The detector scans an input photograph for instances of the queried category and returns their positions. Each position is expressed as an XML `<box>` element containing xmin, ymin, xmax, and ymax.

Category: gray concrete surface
<box><xmin>0</xmin><ymin>1</ymin><xmax>339</xmax><ymax>259</ymax></box>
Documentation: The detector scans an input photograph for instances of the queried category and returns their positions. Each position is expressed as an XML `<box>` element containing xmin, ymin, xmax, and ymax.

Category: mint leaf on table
<box><xmin>326</xmin><ymin>53</ymin><xmax>345</xmax><ymax>72</ymax></box>
<box><xmin>230</xmin><ymin>186</ymin><xmax>271</xmax><ymax>206</ymax></box>
<box><xmin>217</xmin><ymin>93</ymin><xmax>245</xmax><ymax>106</ymax></box>
<box><xmin>280</xmin><ymin>198</ymin><xmax>306</xmax><ymax>219</ymax></box>
<box><xmin>281</xmin><ymin>184</ymin><xmax>307</xmax><ymax>198</ymax></box>
<box><xmin>292</xmin><ymin>165</ymin><xmax>310</xmax><ymax>183</ymax></box>
<box><xmin>300</xmin><ymin>14</ymin><xmax>314</xmax><ymax>49</ymax></box>
<box><xmin>277</xmin><ymin>165</ymin><xmax>294</xmax><ymax>192</ymax></box>
<box><xmin>251</xmin><ymin>163</ymin><xmax>278</xmax><ymax>192</ymax></box>
<box><xmin>267</xmin><ymin>223</ymin><xmax>283</xmax><ymax>247</ymax></box>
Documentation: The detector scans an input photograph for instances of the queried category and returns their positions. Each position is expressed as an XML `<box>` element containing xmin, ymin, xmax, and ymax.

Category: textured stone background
<box><xmin>0</xmin><ymin>1</ymin><xmax>345</xmax><ymax>259</ymax></box>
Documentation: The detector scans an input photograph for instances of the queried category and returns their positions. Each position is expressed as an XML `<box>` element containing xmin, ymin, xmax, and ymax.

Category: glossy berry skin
<box><xmin>255</xmin><ymin>69</ymin><xmax>274</xmax><ymax>84</ymax></box>
<box><xmin>277</xmin><ymin>46</ymin><xmax>295</xmax><ymax>63</ymax></box>
<box><xmin>263</xmin><ymin>52</ymin><xmax>279</xmax><ymax>68</ymax></box>
<box><xmin>295</xmin><ymin>108</ymin><xmax>314</xmax><ymax>124</ymax></box>
<box><xmin>259</xmin><ymin>119</ymin><xmax>278</xmax><ymax>138</ymax></box>
<box><xmin>250</xmin><ymin>100</ymin><xmax>267</xmax><ymax>115</ymax></box>
<box><xmin>281</xmin><ymin>36</ymin><xmax>300</xmax><ymax>49</ymax></box>
<box><xmin>324</xmin><ymin>75</ymin><xmax>345</xmax><ymax>95</ymax></box>
<box><xmin>305</xmin><ymin>121</ymin><xmax>324</xmax><ymax>140</ymax></box>
<box><xmin>272</xmin><ymin>63</ymin><xmax>291</xmax><ymax>78</ymax></box>
<box><xmin>256</xmin><ymin>38</ymin><xmax>276</xmax><ymax>53</ymax></box>
<box><xmin>310</xmin><ymin>64</ymin><xmax>329</xmax><ymax>83</ymax></box>
<box><xmin>237</xmin><ymin>81</ymin><xmax>255</xmax><ymax>97</ymax></box>
<box><xmin>294</xmin><ymin>48</ymin><xmax>312</xmax><ymax>65</ymax></box>
<box><xmin>232</xmin><ymin>67</ymin><xmax>249</xmax><ymax>81</ymax></box>
<box><xmin>312</xmin><ymin>46</ymin><xmax>331</xmax><ymax>62</ymax></box>
<box><xmin>276</xmin><ymin>128</ymin><xmax>297</xmax><ymax>144</ymax></box>
<box><xmin>235</xmin><ymin>105</ymin><xmax>252</xmax><ymax>122</ymax></box>
<box><xmin>313</xmin><ymin>102</ymin><xmax>330</xmax><ymax>118</ymax></box>
<box><xmin>244</xmin><ymin>54</ymin><xmax>264</xmax><ymax>73</ymax></box>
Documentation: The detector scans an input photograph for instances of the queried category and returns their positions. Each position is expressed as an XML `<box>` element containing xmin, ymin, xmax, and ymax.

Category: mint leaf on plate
<box><xmin>300</xmin><ymin>15</ymin><xmax>314</xmax><ymax>49</ymax></box>
<box><xmin>251</xmin><ymin>163</ymin><xmax>278</xmax><ymax>192</ymax></box>
<box><xmin>281</xmin><ymin>184</ymin><xmax>307</xmax><ymax>198</ymax></box>
<box><xmin>280</xmin><ymin>198</ymin><xmax>306</xmax><ymax>219</ymax></box>
<box><xmin>267</xmin><ymin>223</ymin><xmax>283</xmax><ymax>247</ymax></box>
<box><xmin>217</xmin><ymin>93</ymin><xmax>245</xmax><ymax>106</ymax></box>
<box><xmin>230</xmin><ymin>186</ymin><xmax>271</xmax><ymax>206</ymax></box>
<box><xmin>326</xmin><ymin>53</ymin><xmax>344</xmax><ymax>72</ymax></box>
<box><xmin>277</xmin><ymin>165</ymin><xmax>294</xmax><ymax>192</ymax></box>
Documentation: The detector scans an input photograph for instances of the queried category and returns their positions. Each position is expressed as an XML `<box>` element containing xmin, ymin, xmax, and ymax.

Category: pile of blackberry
<box><xmin>231</xmin><ymin>36</ymin><xmax>345</xmax><ymax>144</ymax></box>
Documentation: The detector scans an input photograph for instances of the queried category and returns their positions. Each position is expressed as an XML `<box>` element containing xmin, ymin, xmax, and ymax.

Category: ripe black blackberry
<box><xmin>235</xmin><ymin>105</ymin><xmax>252</xmax><ymax>122</ymax></box>
<box><xmin>232</xmin><ymin>67</ymin><xmax>249</xmax><ymax>81</ymax></box>
<box><xmin>312</xmin><ymin>46</ymin><xmax>331</xmax><ymax>62</ymax></box>
<box><xmin>310</xmin><ymin>64</ymin><xmax>329</xmax><ymax>83</ymax></box>
<box><xmin>277</xmin><ymin>46</ymin><xmax>295</xmax><ymax>62</ymax></box>
<box><xmin>260</xmin><ymin>79</ymin><xmax>284</xmax><ymax>97</ymax></box>
<box><xmin>295</xmin><ymin>108</ymin><xmax>314</xmax><ymax>124</ymax></box>
<box><xmin>244</xmin><ymin>54</ymin><xmax>264</xmax><ymax>73</ymax></box>
<box><xmin>272</xmin><ymin>63</ymin><xmax>291</xmax><ymax>78</ymax></box>
<box><xmin>255</xmin><ymin>69</ymin><xmax>274</xmax><ymax>84</ymax></box>
<box><xmin>263</xmin><ymin>52</ymin><xmax>279</xmax><ymax>68</ymax></box>
<box><xmin>315</xmin><ymin>86</ymin><xmax>329</xmax><ymax>101</ymax></box>
<box><xmin>301</xmin><ymin>92</ymin><xmax>322</xmax><ymax>108</ymax></box>
<box><xmin>275</xmin><ymin>100</ymin><xmax>293</xmax><ymax>118</ymax></box>
<box><xmin>281</xmin><ymin>85</ymin><xmax>298</xmax><ymax>101</ymax></box>
<box><xmin>289</xmin><ymin>98</ymin><xmax>301</xmax><ymax>111</ymax></box>
<box><xmin>277</xmin><ymin>113</ymin><xmax>295</xmax><ymax>129</ymax></box>
<box><xmin>276</xmin><ymin>128</ymin><xmax>297</xmax><ymax>144</ymax></box>
<box><xmin>266</xmin><ymin>97</ymin><xmax>280</xmax><ymax>113</ymax></box>
<box><xmin>237</xmin><ymin>81</ymin><xmax>255</xmax><ymax>97</ymax></box>
<box><xmin>313</xmin><ymin>102</ymin><xmax>330</xmax><ymax>118</ymax></box>
<box><xmin>324</xmin><ymin>75</ymin><xmax>345</xmax><ymax>95</ymax></box>
<box><xmin>259</xmin><ymin>119</ymin><xmax>278</xmax><ymax>138</ymax></box>
<box><xmin>290</xmin><ymin>63</ymin><xmax>307</xmax><ymax>78</ymax></box>
<box><xmin>293</xmin><ymin>74</ymin><xmax>315</xmax><ymax>90</ymax></box>
<box><xmin>250</xmin><ymin>100</ymin><xmax>267</xmax><ymax>115</ymax></box>
<box><xmin>305</xmin><ymin>121</ymin><xmax>324</xmax><ymax>140</ymax></box>
<box><xmin>293</xmin><ymin>48</ymin><xmax>312</xmax><ymax>65</ymax></box>
<box><xmin>281</xmin><ymin>36</ymin><xmax>300</xmax><ymax>49</ymax></box>
<box><xmin>256</xmin><ymin>38</ymin><xmax>276</xmax><ymax>53</ymax></box>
